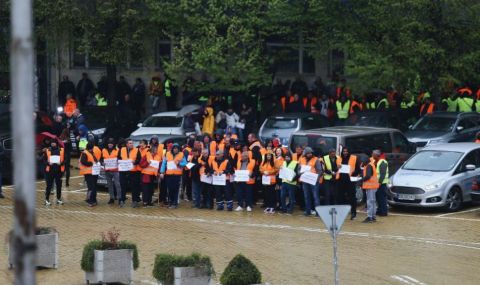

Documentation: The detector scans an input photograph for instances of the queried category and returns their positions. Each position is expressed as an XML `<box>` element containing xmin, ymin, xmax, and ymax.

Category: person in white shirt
<box><xmin>225</xmin><ymin>107</ymin><xmax>240</xmax><ymax>136</ymax></box>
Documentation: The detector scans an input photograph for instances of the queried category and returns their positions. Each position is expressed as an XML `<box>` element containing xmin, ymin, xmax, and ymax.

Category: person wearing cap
<box><xmin>362</xmin><ymin>152</ymin><xmax>379</xmax><ymax>223</ymax></box>
<box><xmin>322</xmin><ymin>148</ymin><xmax>341</xmax><ymax>205</ymax></box>
<box><xmin>279</xmin><ymin>152</ymin><xmax>300</xmax><ymax>214</ymax></box>
<box><xmin>43</xmin><ymin>139</ymin><xmax>65</xmax><ymax>206</ymax></box>
<box><xmin>298</xmin><ymin>147</ymin><xmax>323</xmax><ymax>216</ymax></box>
<box><xmin>210</xmin><ymin>150</ymin><xmax>234</xmax><ymax>211</ymax></box>
<box><xmin>419</xmin><ymin>92</ymin><xmax>436</xmax><ymax>117</ymax></box>
<box><xmin>101</xmin><ymin>138</ymin><xmax>121</xmax><ymax>205</ymax></box>
<box><xmin>160</xmin><ymin>143</ymin><xmax>187</xmax><ymax>208</ymax></box>
<box><xmin>80</xmin><ymin>142</ymin><xmax>100</xmax><ymax>207</ymax></box>
<box><xmin>118</xmin><ymin>139</ymin><xmax>142</xmax><ymax>208</ymax></box>
<box><xmin>373</xmin><ymin>149</ymin><xmax>389</xmax><ymax>217</ymax></box>
<box><xmin>141</xmin><ymin>139</ymin><xmax>162</xmax><ymax>207</ymax></box>
<box><xmin>260</xmin><ymin>151</ymin><xmax>278</xmax><ymax>214</ymax></box>
<box><xmin>336</xmin><ymin>147</ymin><xmax>361</xmax><ymax>220</ymax></box>
<box><xmin>234</xmin><ymin>151</ymin><xmax>257</xmax><ymax>212</ymax></box>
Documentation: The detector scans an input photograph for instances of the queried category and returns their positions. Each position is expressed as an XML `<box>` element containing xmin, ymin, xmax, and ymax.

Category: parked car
<box><xmin>388</xmin><ymin>143</ymin><xmax>480</xmax><ymax>212</ymax></box>
<box><xmin>258</xmin><ymin>113</ymin><xmax>330</xmax><ymax>146</ymax></box>
<box><xmin>406</xmin><ymin>112</ymin><xmax>480</xmax><ymax>149</ymax></box>
<box><xmin>290</xmin><ymin>126</ymin><xmax>415</xmax><ymax>174</ymax></box>
<box><xmin>339</xmin><ymin>111</ymin><xmax>410</xmax><ymax>132</ymax></box>
<box><xmin>470</xmin><ymin>176</ymin><xmax>480</xmax><ymax>202</ymax></box>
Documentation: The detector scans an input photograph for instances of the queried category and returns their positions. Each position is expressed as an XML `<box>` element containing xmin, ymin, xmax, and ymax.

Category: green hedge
<box><xmin>220</xmin><ymin>254</ymin><xmax>261</xmax><ymax>285</ymax></box>
<box><xmin>152</xmin><ymin>252</ymin><xmax>214</xmax><ymax>284</ymax></box>
<box><xmin>80</xmin><ymin>240</ymin><xmax>139</xmax><ymax>272</ymax></box>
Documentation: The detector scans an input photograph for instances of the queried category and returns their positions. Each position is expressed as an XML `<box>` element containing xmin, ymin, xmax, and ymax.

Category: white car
<box><xmin>388</xmin><ymin>143</ymin><xmax>480</xmax><ymax>212</ymax></box>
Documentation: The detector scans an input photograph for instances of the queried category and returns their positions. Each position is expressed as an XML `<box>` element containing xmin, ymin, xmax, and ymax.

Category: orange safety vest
<box><xmin>79</xmin><ymin>150</ymin><xmax>95</xmax><ymax>175</ymax></box>
<box><xmin>260</xmin><ymin>162</ymin><xmax>277</xmax><ymax>185</ymax></box>
<box><xmin>249</xmin><ymin>141</ymin><xmax>266</xmax><ymax>156</ymax></box>
<box><xmin>141</xmin><ymin>151</ymin><xmax>162</xmax><ymax>176</ymax></box>
<box><xmin>102</xmin><ymin>148</ymin><xmax>119</xmax><ymax>172</ymax></box>
<box><xmin>280</xmin><ymin>96</ymin><xmax>295</xmax><ymax>112</ymax></box>
<box><xmin>303</xmin><ymin>97</ymin><xmax>318</xmax><ymax>109</ymax></box>
<box><xmin>362</xmin><ymin>162</ymin><xmax>379</xmax><ymax>190</ymax></box>
<box><xmin>93</xmin><ymin>146</ymin><xmax>102</xmax><ymax>161</ymax></box>
<box><xmin>120</xmin><ymin>147</ymin><xmax>140</xmax><ymax>172</ymax></box>
<box><xmin>46</xmin><ymin>148</ymin><xmax>65</xmax><ymax>172</ymax></box>
<box><xmin>165</xmin><ymin>152</ymin><xmax>184</xmax><ymax>175</ymax></box>
<box><xmin>349</xmin><ymin>100</ymin><xmax>363</xmax><ymax>114</ymax></box>
<box><xmin>336</xmin><ymin>155</ymin><xmax>357</xmax><ymax>179</ymax></box>
<box><xmin>236</xmin><ymin>159</ymin><xmax>256</xmax><ymax>184</ymax></box>
<box><xmin>274</xmin><ymin>156</ymin><xmax>285</xmax><ymax>170</ymax></box>
<box><xmin>198</xmin><ymin>156</ymin><xmax>213</xmax><ymax>176</ymax></box>
<box><xmin>420</xmin><ymin>103</ymin><xmax>435</xmax><ymax>116</ymax></box>
<box><xmin>292</xmin><ymin>153</ymin><xmax>303</xmax><ymax>162</ymax></box>
<box><xmin>299</xmin><ymin>156</ymin><xmax>319</xmax><ymax>173</ymax></box>
<box><xmin>64</xmin><ymin>99</ymin><xmax>77</xmax><ymax>117</ymax></box>
<box><xmin>211</xmin><ymin>159</ymin><xmax>230</xmax><ymax>180</ymax></box>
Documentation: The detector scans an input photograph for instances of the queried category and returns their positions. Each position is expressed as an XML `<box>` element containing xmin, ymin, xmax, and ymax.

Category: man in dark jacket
<box><xmin>116</xmin><ymin>76</ymin><xmax>132</xmax><ymax>106</ymax></box>
<box><xmin>76</xmin><ymin>73</ymin><xmax>95</xmax><ymax>108</ymax></box>
<box><xmin>131</xmin><ymin>78</ymin><xmax>146</xmax><ymax>117</ymax></box>
<box><xmin>286</xmin><ymin>93</ymin><xmax>306</xmax><ymax>113</ymax></box>
<box><xmin>43</xmin><ymin>140</ymin><xmax>65</xmax><ymax>205</ymax></box>
<box><xmin>58</xmin><ymin>75</ymin><xmax>76</xmax><ymax>106</ymax></box>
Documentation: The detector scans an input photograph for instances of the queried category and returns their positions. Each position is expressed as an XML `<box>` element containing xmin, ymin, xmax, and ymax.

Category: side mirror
<box><xmin>456</xmin><ymin>126</ymin><xmax>464</xmax><ymax>132</ymax></box>
<box><xmin>137</xmin><ymin>123</ymin><xmax>142</xmax><ymax>128</ymax></box>
<box><xmin>466</xmin><ymin>164</ymin><xmax>476</xmax><ymax>171</ymax></box>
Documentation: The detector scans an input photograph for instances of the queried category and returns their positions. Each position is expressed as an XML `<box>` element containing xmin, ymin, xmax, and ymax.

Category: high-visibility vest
<box><xmin>303</xmin><ymin>97</ymin><xmax>318</xmax><ymax>109</ymax></box>
<box><xmin>377</xmin><ymin>98</ymin><xmax>389</xmax><ymax>109</ymax></box>
<box><xmin>79</xmin><ymin>150</ymin><xmax>95</xmax><ymax>175</ymax></box>
<box><xmin>299</xmin><ymin>156</ymin><xmax>319</xmax><ymax>174</ymax></box>
<box><xmin>367</xmin><ymin>102</ymin><xmax>376</xmax><ymax>110</ymax></box>
<box><xmin>281</xmin><ymin>160</ymin><xmax>298</xmax><ymax>185</ymax></box>
<box><xmin>46</xmin><ymin>148</ymin><xmax>65</xmax><ymax>172</ymax></box>
<box><xmin>336</xmin><ymin>155</ymin><xmax>357</xmax><ymax>179</ymax></box>
<box><xmin>260</xmin><ymin>162</ymin><xmax>277</xmax><ymax>185</ymax></box>
<box><xmin>95</xmin><ymin>94</ymin><xmax>107</xmax><ymax>106</ymax></box>
<box><xmin>336</xmin><ymin>100</ymin><xmax>351</xmax><ymax>119</ymax></box>
<box><xmin>420</xmin><ymin>103</ymin><xmax>435</xmax><ymax>116</ymax></box>
<box><xmin>211</xmin><ymin>158</ymin><xmax>230</xmax><ymax>180</ymax></box>
<box><xmin>458</xmin><ymin>97</ymin><xmax>473</xmax><ymax>112</ymax></box>
<box><xmin>362</xmin><ymin>162</ymin><xmax>379</xmax><ymax>190</ymax></box>
<box><xmin>198</xmin><ymin>156</ymin><xmax>213</xmax><ymax>176</ymax></box>
<box><xmin>292</xmin><ymin>153</ymin><xmax>302</xmax><ymax>162</ymax></box>
<box><xmin>142</xmin><ymin>151</ymin><xmax>162</xmax><ymax>176</ymax></box>
<box><xmin>93</xmin><ymin>146</ymin><xmax>102</xmax><ymax>161</ymax></box>
<box><xmin>236</xmin><ymin>159</ymin><xmax>256</xmax><ymax>184</ymax></box>
<box><xmin>444</xmin><ymin>98</ymin><xmax>458</xmax><ymax>112</ymax></box>
<box><xmin>165</xmin><ymin>79</ymin><xmax>172</xmax><ymax>98</ymax></box>
<box><xmin>120</xmin><ymin>147</ymin><xmax>140</xmax><ymax>172</ymax></box>
<box><xmin>165</xmin><ymin>152</ymin><xmax>184</xmax><ymax>175</ymax></box>
<box><xmin>322</xmin><ymin>155</ymin><xmax>341</xmax><ymax>180</ymax></box>
<box><xmin>280</xmin><ymin>96</ymin><xmax>295</xmax><ymax>112</ymax></box>
<box><xmin>376</xmin><ymin>159</ymin><xmax>389</xmax><ymax>184</ymax></box>
<box><xmin>249</xmin><ymin>141</ymin><xmax>266</xmax><ymax>156</ymax></box>
<box><xmin>400</xmin><ymin>100</ymin><xmax>415</xmax><ymax>109</ymax></box>
<box><xmin>78</xmin><ymin>138</ymin><xmax>88</xmax><ymax>151</ymax></box>
<box><xmin>349</xmin><ymin>100</ymin><xmax>363</xmax><ymax>114</ymax></box>
<box><xmin>102</xmin><ymin>148</ymin><xmax>119</xmax><ymax>172</ymax></box>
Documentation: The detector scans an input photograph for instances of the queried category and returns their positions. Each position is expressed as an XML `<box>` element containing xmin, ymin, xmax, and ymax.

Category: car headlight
<box><xmin>425</xmin><ymin>180</ymin><xmax>445</xmax><ymax>191</ymax></box>
<box><xmin>91</xmin><ymin>128</ymin><xmax>106</xmax><ymax>136</ymax></box>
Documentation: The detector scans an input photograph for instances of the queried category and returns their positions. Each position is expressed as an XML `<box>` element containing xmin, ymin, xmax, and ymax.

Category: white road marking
<box><xmin>435</xmin><ymin>207</ymin><xmax>480</xmax><ymax>217</ymax></box>
<box><xmin>401</xmin><ymin>275</ymin><xmax>427</xmax><ymax>285</ymax></box>
<box><xmin>0</xmin><ymin>205</ymin><xmax>478</xmax><ymax>251</ymax></box>
<box><xmin>391</xmin><ymin>275</ymin><xmax>416</xmax><ymax>285</ymax></box>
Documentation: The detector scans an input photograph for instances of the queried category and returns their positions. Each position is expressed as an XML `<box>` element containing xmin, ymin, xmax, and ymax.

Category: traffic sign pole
<box><xmin>331</xmin><ymin>208</ymin><xmax>339</xmax><ymax>285</ymax></box>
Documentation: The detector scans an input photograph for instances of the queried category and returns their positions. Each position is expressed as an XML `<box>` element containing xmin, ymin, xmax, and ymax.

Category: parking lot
<box><xmin>0</xmin><ymin>170</ymin><xmax>480</xmax><ymax>285</ymax></box>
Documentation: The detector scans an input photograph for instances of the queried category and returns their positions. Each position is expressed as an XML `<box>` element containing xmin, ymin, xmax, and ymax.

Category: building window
<box><xmin>156</xmin><ymin>40</ymin><xmax>172</xmax><ymax>68</ymax></box>
<box><xmin>328</xmin><ymin>49</ymin><xmax>345</xmax><ymax>76</ymax></box>
<box><xmin>267</xmin><ymin>43</ymin><xmax>316</xmax><ymax>74</ymax></box>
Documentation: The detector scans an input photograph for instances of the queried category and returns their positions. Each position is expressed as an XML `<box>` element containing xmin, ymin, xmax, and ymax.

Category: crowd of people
<box><xmin>43</xmin><ymin>129</ymin><xmax>389</xmax><ymax>223</ymax></box>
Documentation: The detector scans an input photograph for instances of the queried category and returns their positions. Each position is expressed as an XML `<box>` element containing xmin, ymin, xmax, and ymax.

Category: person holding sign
<box><xmin>210</xmin><ymin>150</ymin><xmax>234</xmax><ymax>211</ymax></box>
<box><xmin>189</xmin><ymin>149</ymin><xmax>203</xmax><ymax>208</ymax></box>
<box><xmin>80</xmin><ymin>142</ymin><xmax>99</xmax><ymax>207</ymax></box>
<box><xmin>260</xmin><ymin>151</ymin><xmax>278</xmax><ymax>214</ymax></box>
<box><xmin>101</xmin><ymin>138</ymin><xmax>121</xmax><ymax>205</ymax></box>
<box><xmin>322</xmin><ymin>148</ymin><xmax>341</xmax><ymax>206</ymax></box>
<box><xmin>118</xmin><ymin>139</ymin><xmax>142</xmax><ymax>208</ymax></box>
<box><xmin>140</xmin><ymin>140</ymin><xmax>162</xmax><ymax>207</ymax></box>
<box><xmin>234</xmin><ymin>152</ymin><xmax>256</xmax><ymax>212</ymax></box>
<box><xmin>298</xmin><ymin>147</ymin><xmax>323</xmax><ymax>216</ymax></box>
<box><xmin>279</xmin><ymin>152</ymin><xmax>300</xmax><ymax>214</ymax></box>
<box><xmin>336</xmin><ymin>147</ymin><xmax>361</xmax><ymax>220</ymax></box>
<box><xmin>43</xmin><ymin>140</ymin><xmax>65</xmax><ymax>206</ymax></box>
<box><xmin>198</xmin><ymin>148</ymin><xmax>214</xmax><ymax>209</ymax></box>
<box><xmin>160</xmin><ymin>143</ymin><xmax>187</xmax><ymax>209</ymax></box>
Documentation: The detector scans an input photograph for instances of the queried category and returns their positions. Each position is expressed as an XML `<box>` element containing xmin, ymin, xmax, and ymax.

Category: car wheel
<box><xmin>444</xmin><ymin>188</ymin><xmax>462</xmax><ymax>212</ymax></box>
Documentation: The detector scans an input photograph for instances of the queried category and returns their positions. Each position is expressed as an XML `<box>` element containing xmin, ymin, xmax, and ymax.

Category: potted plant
<box><xmin>8</xmin><ymin>227</ymin><xmax>59</xmax><ymax>269</ymax></box>
<box><xmin>220</xmin><ymin>254</ymin><xmax>262</xmax><ymax>285</ymax></box>
<box><xmin>152</xmin><ymin>252</ymin><xmax>214</xmax><ymax>285</ymax></box>
<box><xmin>81</xmin><ymin>228</ymin><xmax>139</xmax><ymax>284</ymax></box>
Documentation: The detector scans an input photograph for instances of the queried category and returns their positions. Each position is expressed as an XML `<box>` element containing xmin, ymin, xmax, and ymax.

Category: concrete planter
<box><xmin>84</xmin><ymin>249</ymin><xmax>134</xmax><ymax>285</ymax></box>
<box><xmin>9</xmin><ymin>232</ymin><xmax>58</xmax><ymax>269</ymax></box>
<box><xmin>171</xmin><ymin>266</ymin><xmax>211</xmax><ymax>285</ymax></box>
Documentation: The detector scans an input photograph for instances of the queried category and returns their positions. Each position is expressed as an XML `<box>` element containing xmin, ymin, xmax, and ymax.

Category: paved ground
<box><xmin>1</xmin><ymin>167</ymin><xmax>480</xmax><ymax>285</ymax></box>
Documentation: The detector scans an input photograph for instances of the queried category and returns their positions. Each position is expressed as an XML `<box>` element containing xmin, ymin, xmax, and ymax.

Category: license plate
<box><xmin>398</xmin><ymin>194</ymin><xmax>415</xmax><ymax>201</ymax></box>
<box><xmin>97</xmin><ymin>179</ymin><xmax>107</xmax><ymax>184</ymax></box>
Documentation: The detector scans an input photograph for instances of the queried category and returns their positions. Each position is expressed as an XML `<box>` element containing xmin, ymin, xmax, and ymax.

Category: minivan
<box><xmin>289</xmin><ymin>126</ymin><xmax>415</xmax><ymax>173</ymax></box>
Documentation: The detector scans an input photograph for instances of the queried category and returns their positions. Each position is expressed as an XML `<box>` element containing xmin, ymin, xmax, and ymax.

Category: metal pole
<box><xmin>10</xmin><ymin>0</ymin><xmax>37</xmax><ymax>284</ymax></box>
<box><xmin>331</xmin><ymin>208</ymin><xmax>339</xmax><ymax>285</ymax></box>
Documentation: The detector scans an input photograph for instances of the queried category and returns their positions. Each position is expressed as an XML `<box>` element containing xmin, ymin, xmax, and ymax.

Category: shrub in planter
<box><xmin>7</xmin><ymin>227</ymin><xmax>59</xmax><ymax>269</ymax></box>
<box><xmin>220</xmin><ymin>254</ymin><xmax>262</xmax><ymax>285</ymax></box>
<box><xmin>152</xmin><ymin>252</ymin><xmax>214</xmax><ymax>285</ymax></box>
<box><xmin>81</xmin><ymin>228</ymin><xmax>139</xmax><ymax>284</ymax></box>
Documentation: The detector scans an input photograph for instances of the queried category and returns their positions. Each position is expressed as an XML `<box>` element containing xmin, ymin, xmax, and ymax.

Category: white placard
<box><xmin>92</xmin><ymin>163</ymin><xmax>102</xmax><ymax>176</ymax></box>
<box><xmin>300</xmin><ymin>165</ymin><xmax>311</xmax><ymax>174</ymax></box>
<box><xmin>149</xmin><ymin>160</ymin><xmax>160</xmax><ymax>169</ymax></box>
<box><xmin>212</xmin><ymin>174</ymin><xmax>227</xmax><ymax>186</ymax></box>
<box><xmin>234</xmin><ymin>170</ymin><xmax>250</xmax><ymax>182</ymax></box>
<box><xmin>262</xmin><ymin>175</ymin><xmax>272</xmax><ymax>185</ymax></box>
<box><xmin>235</xmin><ymin>122</ymin><xmax>245</xmax><ymax>129</ymax></box>
<box><xmin>104</xmin><ymin>158</ymin><xmax>118</xmax><ymax>170</ymax></box>
<box><xmin>118</xmin><ymin>160</ymin><xmax>134</xmax><ymax>172</ymax></box>
<box><xmin>167</xmin><ymin>161</ymin><xmax>178</xmax><ymax>170</ymax></box>
<box><xmin>200</xmin><ymin>174</ymin><xmax>212</xmax><ymax>184</ymax></box>
<box><xmin>300</xmin><ymin>172</ymin><xmax>319</xmax><ymax>186</ymax></box>
<box><xmin>279</xmin><ymin>168</ymin><xmax>295</xmax><ymax>181</ymax></box>
<box><xmin>186</xmin><ymin>162</ymin><xmax>195</xmax><ymax>169</ymax></box>
<box><xmin>350</xmin><ymin>176</ymin><xmax>362</xmax><ymax>182</ymax></box>
<box><xmin>339</xmin><ymin>165</ymin><xmax>351</xmax><ymax>174</ymax></box>
<box><xmin>49</xmin><ymin>155</ymin><xmax>60</xmax><ymax>164</ymax></box>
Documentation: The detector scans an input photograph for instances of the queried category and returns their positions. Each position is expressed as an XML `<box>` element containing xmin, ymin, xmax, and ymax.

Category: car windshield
<box><xmin>142</xmin><ymin>116</ymin><xmax>182</xmax><ymax>127</ymax></box>
<box><xmin>290</xmin><ymin>134</ymin><xmax>337</xmax><ymax>157</ymax></box>
<box><xmin>265</xmin><ymin>118</ymin><xmax>298</xmax><ymax>129</ymax></box>
<box><xmin>403</xmin><ymin>150</ymin><xmax>463</xmax><ymax>172</ymax></box>
<box><xmin>412</xmin><ymin>117</ymin><xmax>456</xmax><ymax>132</ymax></box>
